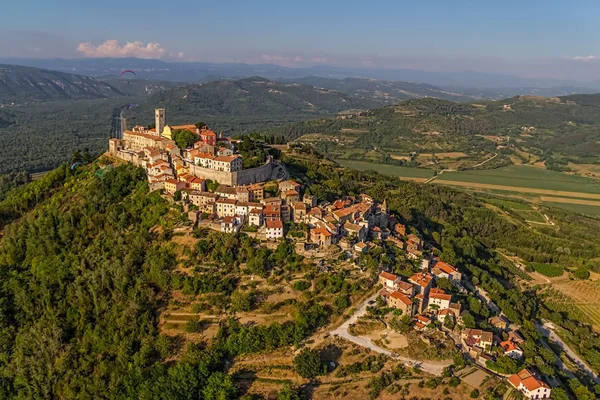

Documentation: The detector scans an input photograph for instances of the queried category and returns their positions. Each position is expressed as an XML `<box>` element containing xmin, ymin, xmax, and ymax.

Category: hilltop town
<box><xmin>102</xmin><ymin>109</ymin><xmax>557</xmax><ymax>399</ymax></box>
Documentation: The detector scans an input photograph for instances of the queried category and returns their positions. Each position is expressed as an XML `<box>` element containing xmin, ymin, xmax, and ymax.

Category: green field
<box><xmin>335</xmin><ymin>160</ymin><xmax>434</xmax><ymax>179</ymax></box>
<box><xmin>437</xmin><ymin>166</ymin><xmax>600</xmax><ymax>194</ymax></box>
<box><xmin>543</xmin><ymin>202</ymin><xmax>600</xmax><ymax>217</ymax></box>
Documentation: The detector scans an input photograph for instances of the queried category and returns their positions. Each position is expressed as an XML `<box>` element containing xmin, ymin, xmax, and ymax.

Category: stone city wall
<box><xmin>189</xmin><ymin>157</ymin><xmax>273</xmax><ymax>186</ymax></box>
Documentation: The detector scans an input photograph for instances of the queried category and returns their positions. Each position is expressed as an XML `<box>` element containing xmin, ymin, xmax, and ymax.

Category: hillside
<box><xmin>283</xmin><ymin>76</ymin><xmax>481</xmax><ymax>103</ymax></box>
<box><xmin>273</xmin><ymin>94</ymin><xmax>600</xmax><ymax>172</ymax></box>
<box><xmin>0</xmin><ymin>154</ymin><xmax>599</xmax><ymax>398</ymax></box>
<box><xmin>0</xmin><ymin>76</ymin><xmax>382</xmax><ymax>174</ymax></box>
<box><xmin>0</xmin><ymin>64</ymin><xmax>125</xmax><ymax>104</ymax></box>
<box><xmin>138</xmin><ymin>76</ymin><xmax>382</xmax><ymax>118</ymax></box>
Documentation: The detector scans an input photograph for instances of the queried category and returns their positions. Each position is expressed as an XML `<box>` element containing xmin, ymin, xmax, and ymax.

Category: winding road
<box><xmin>536</xmin><ymin>322</ymin><xmax>600</xmax><ymax>384</ymax></box>
<box><xmin>330</xmin><ymin>294</ymin><xmax>452</xmax><ymax>375</ymax></box>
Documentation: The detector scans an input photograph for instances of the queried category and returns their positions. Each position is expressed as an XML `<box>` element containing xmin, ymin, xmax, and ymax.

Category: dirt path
<box><xmin>472</xmin><ymin>153</ymin><xmax>498</xmax><ymax>168</ymax></box>
<box><xmin>330</xmin><ymin>294</ymin><xmax>452</xmax><ymax>375</ymax></box>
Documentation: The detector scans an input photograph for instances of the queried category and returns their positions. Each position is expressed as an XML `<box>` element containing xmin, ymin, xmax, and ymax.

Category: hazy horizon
<box><xmin>3</xmin><ymin>0</ymin><xmax>600</xmax><ymax>80</ymax></box>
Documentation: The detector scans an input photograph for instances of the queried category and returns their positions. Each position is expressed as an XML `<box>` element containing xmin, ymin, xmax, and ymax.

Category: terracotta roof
<box><xmin>312</xmin><ymin>227</ymin><xmax>332</xmax><ymax>237</ymax></box>
<box><xmin>249</xmin><ymin>208</ymin><xmax>263</xmax><ymax>214</ymax></box>
<box><xmin>266</xmin><ymin>220</ymin><xmax>283</xmax><ymax>229</ymax></box>
<box><xmin>216</xmin><ymin>185</ymin><xmax>237</xmax><ymax>195</ymax></box>
<box><xmin>216</xmin><ymin>198</ymin><xmax>237</xmax><ymax>205</ymax></box>
<box><xmin>396</xmin><ymin>281</ymin><xmax>413</xmax><ymax>292</ymax></box>
<box><xmin>194</xmin><ymin>152</ymin><xmax>217</xmax><ymax>160</ymax></box>
<box><xmin>344</xmin><ymin>222</ymin><xmax>363</xmax><ymax>232</ymax></box>
<box><xmin>416</xmin><ymin>315</ymin><xmax>431</xmax><ymax>323</ymax></box>
<box><xmin>390</xmin><ymin>291</ymin><xmax>412</xmax><ymax>306</ymax></box>
<box><xmin>501</xmin><ymin>340</ymin><xmax>521</xmax><ymax>352</ymax></box>
<box><xmin>436</xmin><ymin>261</ymin><xmax>458</xmax><ymax>274</ymax></box>
<box><xmin>429</xmin><ymin>290</ymin><xmax>452</xmax><ymax>301</ymax></box>
<box><xmin>379</xmin><ymin>271</ymin><xmax>398</xmax><ymax>281</ymax></box>
<box><xmin>284</xmin><ymin>189</ymin><xmax>299</xmax><ymax>196</ymax></box>
<box><xmin>222</xmin><ymin>216</ymin><xmax>234</xmax><ymax>223</ymax></box>
<box><xmin>409</xmin><ymin>273</ymin><xmax>433</xmax><ymax>288</ymax></box>
<box><xmin>414</xmin><ymin>322</ymin><xmax>426</xmax><ymax>329</ymax></box>
<box><xmin>201</xmin><ymin>129</ymin><xmax>217</xmax><ymax>137</ymax></box>
<box><xmin>165</xmin><ymin>178</ymin><xmax>178</xmax><ymax>185</ymax></box>
<box><xmin>123</xmin><ymin>130</ymin><xmax>166</xmax><ymax>141</ymax></box>
<box><xmin>508</xmin><ymin>369</ymin><xmax>550</xmax><ymax>391</ymax></box>
<box><xmin>355</xmin><ymin>242</ymin><xmax>369</xmax><ymax>250</ymax></box>
<box><xmin>213</xmin><ymin>155</ymin><xmax>240</xmax><ymax>162</ymax></box>
<box><xmin>439</xmin><ymin>309</ymin><xmax>454</xmax><ymax>316</ymax></box>
<box><xmin>170</xmin><ymin>124</ymin><xmax>198</xmax><ymax>131</ymax></box>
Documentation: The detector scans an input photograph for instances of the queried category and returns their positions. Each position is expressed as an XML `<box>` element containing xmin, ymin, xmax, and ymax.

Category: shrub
<box><xmin>470</xmin><ymin>389</ymin><xmax>479</xmax><ymax>398</ymax></box>
<box><xmin>293</xmin><ymin>280</ymin><xmax>311</xmax><ymax>291</ymax></box>
<box><xmin>573</xmin><ymin>267</ymin><xmax>590</xmax><ymax>280</ymax></box>
<box><xmin>294</xmin><ymin>348</ymin><xmax>325</xmax><ymax>379</ymax></box>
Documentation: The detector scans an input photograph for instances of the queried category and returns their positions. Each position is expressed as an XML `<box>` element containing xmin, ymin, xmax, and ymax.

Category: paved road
<box><xmin>463</xmin><ymin>281</ymin><xmax>500</xmax><ymax>314</ymax></box>
<box><xmin>330</xmin><ymin>294</ymin><xmax>452</xmax><ymax>376</ymax></box>
<box><xmin>536</xmin><ymin>322</ymin><xmax>600</xmax><ymax>384</ymax></box>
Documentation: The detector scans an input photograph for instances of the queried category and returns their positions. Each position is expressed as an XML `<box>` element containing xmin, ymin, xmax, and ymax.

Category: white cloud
<box><xmin>77</xmin><ymin>40</ymin><xmax>166</xmax><ymax>59</ymax></box>
<box><xmin>169</xmin><ymin>51</ymin><xmax>185</xmax><ymax>59</ymax></box>
<box><xmin>572</xmin><ymin>55</ymin><xmax>599</xmax><ymax>62</ymax></box>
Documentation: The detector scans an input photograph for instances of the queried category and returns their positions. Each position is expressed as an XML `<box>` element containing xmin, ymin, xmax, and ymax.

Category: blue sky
<box><xmin>2</xmin><ymin>0</ymin><xmax>600</xmax><ymax>78</ymax></box>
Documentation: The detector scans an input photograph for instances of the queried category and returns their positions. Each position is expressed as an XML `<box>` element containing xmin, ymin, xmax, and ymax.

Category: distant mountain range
<box><xmin>3</xmin><ymin>57</ymin><xmax>600</xmax><ymax>91</ymax></box>
<box><xmin>0</xmin><ymin>64</ymin><xmax>124</xmax><ymax>103</ymax></box>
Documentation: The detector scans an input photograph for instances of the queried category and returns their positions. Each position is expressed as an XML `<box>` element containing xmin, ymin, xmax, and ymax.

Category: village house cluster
<box><xmin>377</xmin><ymin>260</ymin><xmax>462</xmax><ymax>330</ymax></box>
<box><xmin>108</xmin><ymin>108</ymin><xmax>273</xmax><ymax>189</ymax></box>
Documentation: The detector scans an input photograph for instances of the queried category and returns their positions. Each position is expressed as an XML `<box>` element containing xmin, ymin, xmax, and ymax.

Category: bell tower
<box><xmin>155</xmin><ymin>108</ymin><xmax>166</xmax><ymax>135</ymax></box>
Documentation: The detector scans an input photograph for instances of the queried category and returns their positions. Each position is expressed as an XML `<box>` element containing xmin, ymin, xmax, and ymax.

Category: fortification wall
<box><xmin>188</xmin><ymin>165</ymin><xmax>236</xmax><ymax>186</ymax></box>
<box><xmin>188</xmin><ymin>157</ymin><xmax>273</xmax><ymax>186</ymax></box>
<box><xmin>236</xmin><ymin>158</ymin><xmax>273</xmax><ymax>185</ymax></box>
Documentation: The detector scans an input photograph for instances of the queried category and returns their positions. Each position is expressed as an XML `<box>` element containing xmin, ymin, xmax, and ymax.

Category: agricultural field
<box><xmin>337</xmin><ymin>160</ymin><xmax>600</xmax><ymax>215</ymax></box>
<box><xmin>545</xmin><ymin>280</ymin><xmax>600</xmax><ymax>330</ymax></box>
<box><xmin>436</xmin><ymin>165</ymin><xmax>600</xmax><ymax>194</ymax></box>
<box><xmin>335</xmin><ymin>160</ymin><xmax>434</xmax><ymax>180</ymax></box>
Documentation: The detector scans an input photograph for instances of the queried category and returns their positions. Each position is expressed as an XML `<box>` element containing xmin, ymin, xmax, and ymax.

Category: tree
<box><xmin>202</xmin><ymin>372</ymin><xmax>237</xmax><ymax>400</ymax></box>
<box><xmin>469</xmin><ymin>389</ymin><xmax>479</xmax><ymax>398</ymax></box>
<box><xmin>230</xmin><ymin>291</ymin><xmax>252</xmax><ymax>312</ymax></box>
<box><xmin>294</xmin><ymin>348</ymin><xmax>325</xmax><ymax>379</ymax></box>
<box><xmin>173</xmin><ymin>190</ymin><xmax>182</xmax><ymax>201</ymax></box>
<box><xmin>436</xmin><ymin>277</ymin><xmax>453</xmax><ymax>291</ymax></box>
<box><xmin>195</xmin><ymin>121</ymin><xmax>207</xmax><ymax>129</ymax></box>
<box><xmin>278</xmin><ymin>384</ymin><xmax>301</xmax><ymax>400</ymax></box>
<box><xmin>173</xmin><ymin>129</ymin><xmax>199</xmax><ymax>150</ymax></box>
<box><xmin>462</xmin><ymin>312</ymin><xmax>476</xmax><ymax>328</ymax></box>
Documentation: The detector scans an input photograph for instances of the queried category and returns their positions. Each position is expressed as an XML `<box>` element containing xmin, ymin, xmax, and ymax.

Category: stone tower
<box><xmin>155</xmin><ymin>108</ymin><xmax>166</xmax><ymax>135</ymax></box>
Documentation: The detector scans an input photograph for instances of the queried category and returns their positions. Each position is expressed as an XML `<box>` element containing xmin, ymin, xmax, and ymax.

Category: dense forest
<box><xmin>0</xmin><ymin>77</ymin><xmax>381</xmax><ymax>174</ymax></box>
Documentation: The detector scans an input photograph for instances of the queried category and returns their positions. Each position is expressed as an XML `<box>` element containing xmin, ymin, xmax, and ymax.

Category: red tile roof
<box><xmin>266</xmin><ymin>220</ymin><xmax>283</xmax><ymax>229</ymax></box>
<box><xmin>390</xmin><ymin>291</ymin><xmax>412</xmax><ymax>306</ymax></box>
<box><xmin>379</xmin><ymin>271</ymin><xmax>398</xmax><ymax>281</ymax></box>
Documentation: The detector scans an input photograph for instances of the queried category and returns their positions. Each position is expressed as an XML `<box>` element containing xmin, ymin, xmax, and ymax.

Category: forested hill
<box><xmin>282</xmin><ymin>76</ymin><xmax>480</xmax><ymax>103</ymax></box>
<box><xmin>0</xmin><ymin>154</ymin><xmax>599</xmax><ymax>398</ymax></box>
<box><xmin>271</xmin><ymin>94</ymin><xmax>600</xmax><ymax>168</ymax></box>
<box><xmin>136</xmin><ymin>76</ymin><xmax>383</xmax><ymax>121</ymax></box>
<box><xmin>0</xmin><ymin>64</ymin><xmax>126</xmax><ymax>103</ymax></box>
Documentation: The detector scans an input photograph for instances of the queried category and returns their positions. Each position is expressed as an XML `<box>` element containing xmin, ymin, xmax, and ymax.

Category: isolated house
<box><xmin>508</xmin><ymin>369</ymin><xmax>551</xmax><ymax>399</ymax></box>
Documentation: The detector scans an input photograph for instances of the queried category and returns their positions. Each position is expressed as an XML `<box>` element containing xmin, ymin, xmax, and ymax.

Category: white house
<box><xmin>501</xmin><ymin>340</ymin><xmax>524</xmax><ymax>359</ymax></box>
<box><xmin>249</xmin><ymin>208</ymin><xmax>264</xmax><ymax>227</ymax></box>
<box><xmin>265</xmin><ymin>220</ymin><xmax>284</xmax><ymax>240</ymax></box>
<box><xmin>428</xmin><ymin>288</ymin><xmax>452</xmax><ymax>310</ymax></box>
<box><xmin>508</xmin><ymin>369</ymin><xmax>551</xmax><ymax>399</ymax></box>
<box><xmin>221</xmin><ymin>216</ymin><xmax>241</xmax><ymax>233</ymax></box>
